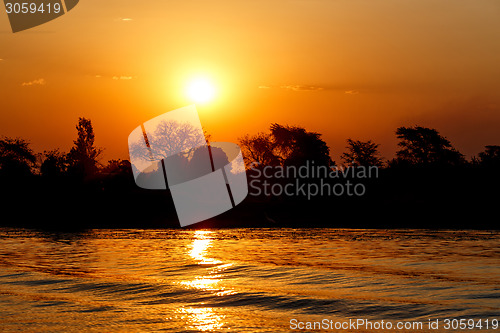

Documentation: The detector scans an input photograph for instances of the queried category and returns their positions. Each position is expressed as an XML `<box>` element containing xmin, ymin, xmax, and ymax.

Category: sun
<box><xmin>186</xmin><ymin>78</ymin><xmax>216</xmax><ymax>104</ymax></box>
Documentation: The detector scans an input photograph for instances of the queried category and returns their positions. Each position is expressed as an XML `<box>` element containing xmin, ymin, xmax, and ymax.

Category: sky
<box><xmin>1</xmin><ymin>0</ymin><xmax>499</xmax><ymax>162</ymax></box>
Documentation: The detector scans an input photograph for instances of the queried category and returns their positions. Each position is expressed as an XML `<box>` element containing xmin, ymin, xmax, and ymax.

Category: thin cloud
<box><xmin>93</xmin><ymin>74</ymin><xmax>137</xmax><ymax>80</ymax></box>
<box><xmin>114</xmin><ymin>17</ymin><xmax>133</xmax><ymax>22</ymax></box>
<box><xmin>259</xmin><ymin>84</ymin><xmax>364</xmax><ymax>93</ymax></box>
<box><xmin>280</xmin><ymin>85</ymin><xmax>325</xmax><ymax>91</ymax></box>
<box><xmin>112</xmin><ymin>76</ymin><xmax>135</xmax><ymax>80</ymax></box>
<box><xmin>258</xmin><ymin>84</ymin><xmax>326</xmax><ymax>91</ymax></box>
<box><xmin>22</xmin><ymin>78</ymin><xmax>46</xmax><ymax>86</ymax></box>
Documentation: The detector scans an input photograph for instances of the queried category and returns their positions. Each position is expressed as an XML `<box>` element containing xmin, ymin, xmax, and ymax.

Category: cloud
<box><xmin>114</xmin><ymin>17</ymin><xmax>133</xmax><ymax>22</ymax></box>
<box><xmin>22</xmin><ymin>78</ymin><xmax>46</xmax><ymax>86</ymax></box>
<box><xmin>280</xmin><ymin>85</ymin><xmax>325</xmax><ymax>91</ymax></box>
<box><xmin>259</xmin><ymin>84</ymin><xmax>364</xmax><ymax>94</ymax></box>
<box><xmin>93</xmin><ymin>74</ymin><xmax>137</xmax><ymax>80</ymax></box>
<box><xmin>258</xmin><ymin>84</ymin><xmax>326</xmax><ymax>91</ymax></box>
<box><xmin>112</xmin><ymin>76</ymin><xmax>135</xmax><ymax>80</ymax></box>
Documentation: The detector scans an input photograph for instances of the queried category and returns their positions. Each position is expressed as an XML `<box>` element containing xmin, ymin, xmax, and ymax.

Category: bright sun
<box><xmin>186</xmin><ymin>78</ymin><xmax>216</xmax><ymax>104</ymax></box>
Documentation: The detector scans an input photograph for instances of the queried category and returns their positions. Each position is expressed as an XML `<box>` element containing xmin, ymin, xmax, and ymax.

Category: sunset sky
<box><xmin>1</xmin><ymin>0</ymin><xmax>499</xmax><ymax>162</ymax></box>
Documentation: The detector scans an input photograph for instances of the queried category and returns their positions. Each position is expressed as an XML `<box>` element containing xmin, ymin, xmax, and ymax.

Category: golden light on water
<box><xmin>185</xmin><ymin>230</ymin><xmax>234</xmax><ymax>294</ymax></box>
<box><xmin>176</xmin><ymin>230</ymin><xmax>235</xmax><ymax>331</ymax></box>
<box><xmin>0</xmin><ymin>229</ymin><xmax>497</xmax><ymax>331</ymax></box>
<box><xmin>189</xmin><ymin>230</ymin><xmax>221</xmax><ymax>265</ymax></box>
<box><xmin>177</xmin><ymin>307</ymin><xmax>225</xmax><ymax>331</ymax></box>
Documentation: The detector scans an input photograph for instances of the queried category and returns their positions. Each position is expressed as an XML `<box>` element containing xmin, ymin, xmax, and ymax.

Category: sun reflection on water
<box><xmin>177</xmin><ymin>307</ymin><xmax>226</xmax><ymax>331</ymax></box>
<box><xmin>189</xmin><ymin>230</ymin><xmax>222</xmax><ymax>265</ymax></box>
<box><xmin>176</xmin><ymin>230</ymin><xmax>235</xmax><ymax>330</ymax></box>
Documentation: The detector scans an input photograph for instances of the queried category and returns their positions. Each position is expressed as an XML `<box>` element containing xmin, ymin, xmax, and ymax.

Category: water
<box><xmin>0</xmin><ymin>228</ymin><xmax>498</xmax><ymax>332</ymax></box>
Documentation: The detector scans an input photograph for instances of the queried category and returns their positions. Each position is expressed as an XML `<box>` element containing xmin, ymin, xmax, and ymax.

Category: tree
<box><xmin>341</xmin><ymin>139</ymin><xmax>383</xmax><ymax>167</ymax></box>
<box><xmin>40</xmin><ymin>149</ymin><xmax>68</xmax><ymax>177</ymax></box>
<box><xmin>477</xmin><ymin>145</ymin><xmax>500</xmax><ymax>167</ymax></box>
<box><xmin>394</xmin><ymin>126</ymin><xmax>465</xmax><ymax>166</ymax></box>
<box><xmin>100</xmin><ymin>159</ymin><xmax>134</xmax><ymax>191</ymax></box>
<box><xmin>0</xmin><ymin>137</ymin><xmax>36</xmax><ymax>176</ymax></box>
<box><xmin>101</xmin><ymin>159</ymin><xmax>131</xmax><ymax>174</ymax></box>
<box><xmin>239</xmin><ymin>132</ymin><xmax>280</xmax><ymax>167</ymax></box>
<box><xmin>67</xmin><ymin>117</ymin><xmax>103</xmax><ymax>178</ymax></box>
<box><xmin>129</xmin><ymin>120</ymin><xmax>205</xmax><ymax>163</ymax></box>
<box><xmin>270</xmin><ymin>124</ymin><xmax>332</xmax><ymax>167</ymax></box>
<box><xmin>239</xmin><ymin>124</ymin><xmax>333</xmax><ymax>168</ymax></box>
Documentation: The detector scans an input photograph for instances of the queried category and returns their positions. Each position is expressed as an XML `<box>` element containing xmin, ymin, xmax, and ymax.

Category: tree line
<box><xmin>239</xmin><ymin>123</ymin><xmax>499</xmax><ymax>169</ymax></box>
<box><xmin>237</xmin><ymin>124</ymin><xmax>498</xmax><ymax>229</ymax></box>
<box><xmin>0</xmin><ymin>117</ymin><xmax>130</xmax><ymax>180</ymax></box>
<box><xmin>2</xmin><ymin>119</ymin><xmax>498</xmax><ymax>179</ymax></box>
<box><xmin>0</xmin><ymin>117</ymin><xmax>498</xmax><ymax>229</ymax></box>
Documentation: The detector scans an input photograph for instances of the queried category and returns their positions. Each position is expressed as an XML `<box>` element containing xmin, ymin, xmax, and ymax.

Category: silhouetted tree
<box><xmin>129</xmin><ymin>120</ymin><xmax>206</xmax><ymax>162</ymax></box>
<box><xmin>394</xmin><ymin>126</ymin><xmax>465</xmax><ymax>166</ymax></box>
<box><xmin>341</xmin><ymin>139</ymin><xmax>383</xmax><ymax>167</ymax></box>
<box><xmin>40</xmin><ymin>149</ymin><xmax>68</xmax><ymax>177</ymax></box>
<box><xmin>477</xmin><ymin>145</ymin><xmax>500</xmax><ymax>168</ymax></box>
<box><xmin>270</xmin><ymin>124</ymin><xmax>332</xmax><ymax>167</ymax></box>
<box><xmin>239</xmin><ymin>124</ymin><xmax>333</xmax><ymax>168</ymax></box>
<box><xmin>67</xmin><ymin>117</ymin><xmax>103</xmax><ymax>178</ymax></box>
<box><xmin>128</xmin><ymin>119</ymin><xmax>214</xmax><ymax>189</ymax></box>
<box><xmin>0</xmin><ymin>136</ymin><xmax>36</xmax><ymax>176</ymax></box>
<box><xmin>99</xmin><ymin>159</ymin><xmax>134</xmax><ymax>191</ymax></box>
<box><xmin>101</xmin><ymin>159</ymin><xmax>131</xmax><ymax>174</ymax></box>
<box><xmin>239</xmin><ymin>132</ymin><xmax>280</xmax><ymax>167</ymax></box>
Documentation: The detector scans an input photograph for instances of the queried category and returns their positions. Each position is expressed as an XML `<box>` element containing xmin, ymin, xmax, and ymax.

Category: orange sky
<box><xmin>1</xmin><ymin>0</ymin><xmax>499</xmax><ymax>162</ymax></box>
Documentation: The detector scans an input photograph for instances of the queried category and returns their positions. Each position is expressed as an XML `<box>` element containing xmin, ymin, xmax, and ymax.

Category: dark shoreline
<box><xmin>1</xmin><ymin>164</ymin><xmax>498</xmax><ymax>231</ymax></box>
<box><xmin>1</xmin><ymin>198</ymin><xmax>497</xmax><ymax>231</ymax></box>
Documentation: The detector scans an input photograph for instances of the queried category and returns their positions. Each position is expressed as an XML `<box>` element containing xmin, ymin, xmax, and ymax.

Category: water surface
<box><xmin>0</xmin><ymin>228</ymin><xmax>498</xmax><ymax>332</ymax></box>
